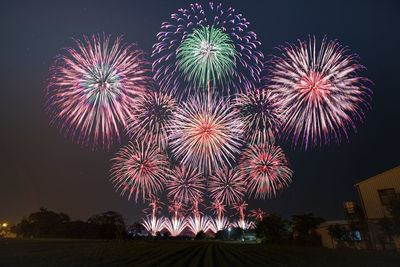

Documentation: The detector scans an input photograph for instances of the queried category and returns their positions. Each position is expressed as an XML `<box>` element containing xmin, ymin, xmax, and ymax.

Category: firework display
<box><xmin>235</xmin><ymin>89</ymin><xmax>283</xmax><ymax>145</ymax></box>
<box><xmin>45</xmin><ymin>2</ymin><xmax>374</xmax><ymax>238</ymax></box>
<box><xmin>127</xmin><ymin>91</ymin><xmax>176</xmax><ymax>150</ymax></box>
<box><xmin>168</xmin><ymin>93</ymin><xmax>243</xmax><ymax>174</ymax></box>
<box><xmin>110</xmin><ymin>141</ymin><xmax>169</xmax><ymax>201</ymax></box>
<box><xmin>240</xmin><ymin>143</ymin><xmax>293</xmax><ymax>199</ymax></box>
<box><xmin>46</xmin><ymin>34</ymin><xmax>149</xmax><ymax>150</ymax></box>
<box><xmin>208</xmin><ymin>167</ymin><xmax>246</xmax><ymax>205</ymax></box>
<box><xmin>166</xmin><ymin>165</ymin><xmax>205</xmax><ymax>204</ymax></box>
<box><xmin>268</xmin><ymin>36</ymin><xmax>371</xmax><ymax>149</ymax></box>
<box><xmin>152</xmin><ymin>2</ymin><xmax>264</xmax><ymax>97</ymax></box>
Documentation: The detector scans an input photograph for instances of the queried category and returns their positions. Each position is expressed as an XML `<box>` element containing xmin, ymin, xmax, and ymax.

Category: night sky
<box><xmin>1</xmin><ymin>0</ymin><xmax>399</xmax><ymax>224</ymax></box>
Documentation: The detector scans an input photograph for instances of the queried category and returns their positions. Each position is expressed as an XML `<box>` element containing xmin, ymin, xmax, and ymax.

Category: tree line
<box><xmin>12</xmin><ymin>208</ymin><xmax>127</xmax><ymax>240</ymax></box>
<box><xmin>11</xmin><ymin>208</ymin><xmax>328</xmax><ymax>246</ymax></box>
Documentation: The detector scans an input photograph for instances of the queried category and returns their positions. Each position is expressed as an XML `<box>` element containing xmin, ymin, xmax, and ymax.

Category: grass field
<box><xmin>0</xmin><ymin>239</ymin><xmax>399</xmax><ymax>267</ymax></box>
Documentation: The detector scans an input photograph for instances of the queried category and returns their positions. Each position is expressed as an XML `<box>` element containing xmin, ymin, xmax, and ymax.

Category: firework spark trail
<box><xmin>208</xmin><ymin>167</ymin><xmax>246</xmax><ymax>205</ymax></box>
<box><xmin>127</xmin><ymin>91</ymin><xmax>176</xmax><ymax>150</ymax></box>
<box><xmin>240</xmin><ymin>143</ymin><xmax>293</xmax><ymax>199</ymax></box>
<box><xmin>169</xmin><ymin>93</ymin><xmax>243</xmax><ymax>174</ymax></box>
<box><xmin>235</xmin><ymin>89</ymin><xmax>283</xmax><ymax>145</ymax></box>
<box><xmin>268</xmin><ymin>36</ymin><xmax>371</xmax><ymax>149</ymax></box>
<box><xmin>46</xmin><ymin>34</ymin><xmax>150</xmax><ymax>150</ymax></box>
<box><xmin>166</xmin><ymin>165</ymin><xmax>205</xmax><ymax>204</ymax></box>
<box><xmin>110</xmin><ymin>141</ymin><xmax>169</xmax><ymax>202</ymax></box>
<box><xmin>152</xmin><ymin>2</ymin><xmax>264</xmax><ymax>98</ymax></box>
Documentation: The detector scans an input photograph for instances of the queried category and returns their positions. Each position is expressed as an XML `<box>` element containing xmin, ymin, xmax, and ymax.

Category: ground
<box><xmin>0</xmin><ymin>239</ymin><xmax>399</xmax><ymax>267</ymax></box>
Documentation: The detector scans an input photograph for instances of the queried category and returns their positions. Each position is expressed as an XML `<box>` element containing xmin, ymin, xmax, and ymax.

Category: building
<box><xmin>317</xmin><ymin>220</ymin><xmax>365</xmax><ymax>249</ymax></box>
<box><xmin>355</xmin><ymin>165</ymin><xmax>400</xmax><ymax>250</ymax></box>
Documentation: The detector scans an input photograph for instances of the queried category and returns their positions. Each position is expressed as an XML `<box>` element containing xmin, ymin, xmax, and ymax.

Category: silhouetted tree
<box><xmin>256</xmin><ymin>214</ymin><xmax>287</xmax><ymax>244</ymax></box>
<box><xmin>13</xmin><ymin>208</ymin><xmax>70</xmax><ymax>238</ymax></box>
<box><xmin>291</xmin><ymin>213</ymin><xmax>324</xmax><ymax>246</ymax></box>
<box><xmin>88</xmin><ymin>211</ymin><xmax>127</xmax><ymax>240</ymax></box>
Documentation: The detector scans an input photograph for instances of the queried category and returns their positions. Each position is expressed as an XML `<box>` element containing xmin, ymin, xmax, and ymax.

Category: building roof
<box><xmin>355</xmin><ymin>165</ymin><xmax>400</xmax><ymax>186</ymax></box>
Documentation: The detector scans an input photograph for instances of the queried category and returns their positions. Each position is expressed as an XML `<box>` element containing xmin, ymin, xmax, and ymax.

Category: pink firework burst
<box><xmin>110</xmin><ymin>141</ymin><xmax>169</xmax><ymax>202</ymax></box>
<box><xmin>127</xmin><ymin>91</ymin><xmax>176</xmax><ymax>150</ymax></box>
<box><xmin>46</xmin><ymin>34</ymin><xmax>150</xmax><ymax>150</ymax></box>
<box><xmin>268</xmin><ymin>36</ymin><xmax>371</xmax><ymax>149</ymax></box>
<box><xmin>208</xmin><ymin>167</ymin><xmax>246</xmax><ymax>205</ymax></box>
<box><xmin>235</xmin><ymin>89</ymin><xmax>283</xmax><ymax>145</ymax></box>
<box><xmin>166</xmin><ymin>165</ymin><xmax>205</xmax><ymax>204</ymax></box>
<box><xmin>168</xmin><ymin>93</ymin><xmax>243</xmax><ymax>174</ymax></box>
<box><xmin>240</xmin><ymin>143</ymin><xmax>293</xmax><ymax>199</ymax></box>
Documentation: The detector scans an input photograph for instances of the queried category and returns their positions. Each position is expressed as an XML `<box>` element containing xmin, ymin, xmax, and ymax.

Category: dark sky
<box><xmin>1</xmin><ymin>0</ymin><xmax>399</xmax><ymax>224</ymax></box>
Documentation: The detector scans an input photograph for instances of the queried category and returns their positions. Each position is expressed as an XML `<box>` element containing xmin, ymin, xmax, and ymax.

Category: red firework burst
<box><xmin>127</xmin><ymin>91</ymin><xmax>176</xmax><ymax>150</ymax></box>
<box><xmin>249</xmin><ymin>208</ymin><xmax>266</xmax><ymax>221</ymax></box>
<box><xmin>240</xmin><ymin>143</ymin><xmax>293</xmax><ymax>199</ymax></box>
<box><xmin>235</xmin><ymin>89</ymin><xmax>283</xmax><ymax>145</ymax></box>
<box><xmin>110</xmin><ymin>141</ymin><xmax>169</xmax><ymax>202</ymax></box>
<box><xmin>208</xmin><ymin>167</ymin><xmax>246</xmax><ymax>205</ymax></box>
<box><xmin>166</xmin><ymin>165</ymin><xmax>205</xmax><ymax>204</ymax></box>
<box><xmin>168</xmin><ymin>93</ymin><xmax>243</xmax><ymax>174</ymax></box>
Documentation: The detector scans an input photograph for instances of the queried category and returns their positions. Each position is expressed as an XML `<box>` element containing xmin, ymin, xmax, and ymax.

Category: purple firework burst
<box><xmin>46</xmin><ymin>34</ymin><xmax>150</xmax><ymax>150</ymax></box>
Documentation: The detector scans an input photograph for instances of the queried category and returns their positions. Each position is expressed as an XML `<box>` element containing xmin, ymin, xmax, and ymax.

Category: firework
<box><xmin>164</xmin><ymin>200</ymin><xmax>186</xmax><ymax>236</ymax></box>
<box><xmin>235</xmin><ymin>89</ymin><xmax>283</xmax><ymax>144</ymax></box>
<box><xmin>168</xmin><ymin>93</ymin><xmax>243</xmax><ymax>174</ymax></box>
<box><xmin>127</xmin><ymin>91</ymin><xmax>176</xmax><ymax>150</ymax></box>
<box><xmin>268</xmin><ymin>36</ymin><xmax>371</xmax><ymax>149</ymax></box>
<box><xmin>208</xmin><ymin>200</ymin><xmax>229</xmax><ymax>232</ymax></box>
<box><xmin>208</xmin><ymin>167</ymin><xmax>246</xmax><ymax>205</ymax></box>
<box><xmin>46</xmin><ymin>34</ymin><xmax>149</xmax><ymax>150</ymax></box>
<box><xmin>142</xmin><ymin>216</ymin><xmax>165</xmax><ymax>236</ymax></box>
<box><xmin>166</xmin><ymin>165</ymin><xmax>205</xmax><ymax>204</ymax></box>
<box><xmin>231</xmin><ymin>220</ymin><xmax>255</xmax><ymax>230</ymax></box>
<box><xmin>186</xmin><ymin>198</ymin><xmax>211</xmax><ymax>235</ymax></box>
<box><xmin>249</xmin><ymin>208</ymin><xmax>266</xmax><ymax>221</ymax></box>
<box><xmin>110</xmin><ymin>141</ymin><xmax>169</xmax><ymax>201</ymax></box>
<box><xmin>143</xmin><ymin>195</ymin><xmax>164</xmax><ymax>219</ymax></box>
<box><xmin>177</xmin><ymin>25</ymin><xmax>236</xmax><ymax>92</ymax></box>
<box><xmin>152</xmin><ymin>2</ymin><xmax>264</xmax><ymax>97</ymax></box>
<box><xmin>208</xmin><ymin>216</ymin><xmax>229</xmax><ymax>233</ymax></box>
<box><xmin>240</xmin><ymin>143</ymin><xmax>293</xmax><ymax>199</ymax></box>
<box><xmin>231</xmin><ymin>201</ymin><xmax>254</xmax><ymax>230</ymax></box>
<box><xmin>164</xmin><ymin>216</ymin><xmax>187</xmax><ymax>237</ymax></box>
<box><xmin>141</xmin><ymin>195</ymin><xmax>165</xmax><ymax>236</ymax></box>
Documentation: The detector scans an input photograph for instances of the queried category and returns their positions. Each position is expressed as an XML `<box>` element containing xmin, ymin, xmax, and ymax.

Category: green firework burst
<box><xmin>177</xmin><ymin>25</ymin><xmax>236</xmax><ymax>90</ymax></box>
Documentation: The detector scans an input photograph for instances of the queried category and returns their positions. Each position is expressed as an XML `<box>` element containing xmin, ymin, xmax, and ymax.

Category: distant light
<box><xmin>228</xmin><ymin>227</ymin><xmax>231</xmax><ymax>232</ymax></box>
<box><xmin>1</xmin><ymin>223</ymin><xmax>7</xmax><ymax>227</ymax></box>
